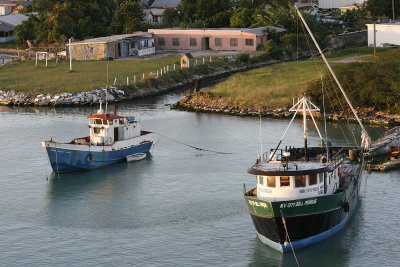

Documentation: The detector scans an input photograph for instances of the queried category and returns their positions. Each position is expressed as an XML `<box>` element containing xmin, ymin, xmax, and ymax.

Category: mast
<box><xmin>303</xmin><ymin>94</ymin><xmax>308</xmax><ymax>160</ymax></box>
<box><xmin>294</xmin><ymin>5</ymin><xmax>371</xmax><ymax>147</ymax></box>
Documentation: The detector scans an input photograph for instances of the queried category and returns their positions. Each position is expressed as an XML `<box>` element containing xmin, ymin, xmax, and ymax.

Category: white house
<box><xmin>318</xmin><ymin>0</ymin><xmax>364</xmax><ymax>9</ymax></box>
<box><xmin>367</xmin><ymin>23</ymin><xmax>400</xmax><ymax>47</ymax></box>
<box><xmin>144</xmin><ymin>8</ymin><xmax>164</xmax><ymax>25</ymax></box>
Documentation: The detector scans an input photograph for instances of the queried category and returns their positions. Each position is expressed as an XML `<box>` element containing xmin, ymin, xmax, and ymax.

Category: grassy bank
<box><xmin>0</xmin><ymin>57</ymin><xmax>184</xmax><ymax>94</ymax></box>
<box><xmin>210</xmin><ymin>47</ymin><xmax>390</xmax><ymax>108</ymax></box>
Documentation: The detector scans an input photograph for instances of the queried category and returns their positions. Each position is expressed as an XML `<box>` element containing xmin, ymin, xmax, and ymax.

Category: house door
<box><xmin>116</xmin><ymin>43</ymin><xmax>121</xmax><ymax>57</ymax></box>
<box><xmin>114</xmin><ymin>127</ymin><xmax>119</xmax><ymax>142</ymax></box>
<box><xmin>201</xmin><ymin>37</ymin><xmax>209</xmax><ymax>50</ymax></box>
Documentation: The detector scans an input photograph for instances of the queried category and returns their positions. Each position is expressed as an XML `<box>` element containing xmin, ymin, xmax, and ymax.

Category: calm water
<box><xmin>0</xmin><ymin>92</ymin><xmax>399</xmax><ymax>266</ymax></box>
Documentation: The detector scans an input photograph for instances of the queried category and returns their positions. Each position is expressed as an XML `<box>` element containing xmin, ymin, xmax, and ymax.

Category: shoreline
<box><xmin>172</xmin><ymin>92</ymin><xmax>400</xmax><ymax>126</ymax></box>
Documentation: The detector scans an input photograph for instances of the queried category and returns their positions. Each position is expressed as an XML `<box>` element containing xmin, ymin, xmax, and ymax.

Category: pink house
<box><xmin>148</xmin><ymin>27</ymin><xmax>285</xmax><ymax>52</ymax></box>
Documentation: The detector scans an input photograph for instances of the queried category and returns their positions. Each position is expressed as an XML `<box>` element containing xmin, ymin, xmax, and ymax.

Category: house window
<box><xmin>267</xmin><ymin>176</ymin><xmax>276</xmax><ymax>188</ymax></box>
<box><xmin>172</xmin><ymin>38</ymin><xmax>180</xmax><ymax>46</ymax></box>
<box><xmin>215</xmin><ymin>38</ymin><xmax>222</xmax><ymax>46</ymax></box>
<box><xmin>309</xmin><ymin>174</ymin><xmax>317</xmax><ymax>186</ymax></box>
<box><xmin>158</xmin><ymin>37</ymin><xmax>165</xmax><ymax>46</ymax></box>
<box><xmin>245</xmin><ymin>39</ymin><xmax>254</xmax><ymax>46</ymax></box>
<box><xmin>153</xmin><ymin>16</ymin><xmax>158</xmax><ymax>23</ymax></box>
<box><xmin>280</xmin><ymin>176</ymin><xmax>290</xmax><ymax>187</ymax></box>
<box><xmin>258</xmin><ymin>176</ymin><xmax>264</xmax><ymax>185</ymax></box>
<box><xmin>230</xmin><ymin>38</ymin><xmax>238</xmax><ymax>47</ymax></box>
<box><xmin>295</xmin><ymin>176</ymin><xmax>306</xmax><ymax>188</ymax></box>
<box><xmin>190</xmin><ymin>38</ymin><xmax>197</xmax><ymax>46</ymax></box>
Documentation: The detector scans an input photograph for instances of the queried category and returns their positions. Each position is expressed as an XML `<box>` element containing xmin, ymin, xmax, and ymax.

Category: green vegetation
<box><xmin>209</xmin><ymin>47</ymin><xmax>390</xmax><ymax>108</ymax></box>
<box><xmin>307</xmin><ymin>48</ymin><xmax>400</xmax><ymax>114</ymax></box>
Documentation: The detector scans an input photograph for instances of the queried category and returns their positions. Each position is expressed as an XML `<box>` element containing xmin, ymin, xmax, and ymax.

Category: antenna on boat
<box><xmin>259</xmin><ymin>114</ymin><xmax>263</xmax><ymax>160</ymax></box>
<box><xmin>294</xmin><ymin>5</ymin><xmax>371</xmax><ymax>149</ymax></box>
<box><xmin>105</xmin><ymin>60</ymin><xmax>109</xmax><ymax>114</ymax></box>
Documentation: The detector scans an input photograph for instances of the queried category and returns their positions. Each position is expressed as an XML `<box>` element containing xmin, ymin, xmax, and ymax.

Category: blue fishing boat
<box><xmin>42</xmin><ymin>102</ymin><xmax>157</xmax><ymax>173</ymax></box>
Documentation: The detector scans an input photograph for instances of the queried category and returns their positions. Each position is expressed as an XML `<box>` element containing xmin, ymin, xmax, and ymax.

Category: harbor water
<box><xmin>0</xmin><ymin>91</ymin><xmax>399</xmax><ymax>266</ymax></box>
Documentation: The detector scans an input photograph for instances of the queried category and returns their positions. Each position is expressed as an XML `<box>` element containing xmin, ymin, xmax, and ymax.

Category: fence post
<box><xmin>157</xmin><ymin>70</ymin><xmax>159</xmax><ymax>78</ymax></box>
<box><xmin>114</xmin><ymin>78</ymin><xmax>117</xmax><ymax>85</ymax></box>
<box><xmin>203</xmin><ymin>57</ymin><xmax>205</xmax><ymax>64</ymax></box>
<box><xmin>143</xmin><ymin>73</ymin><xmax>145</xmax><ymax>79</ymax></box>
<box><xmin>164</xmin><ymin>66</ymin><xmax>166</xmax><ymax>73</ymax></box>
<box><xmin>134</xmin><ymin>75</ymin><xmax>136</xmax><ymax>84</ymax></box>
<box><xmin>210</xmin><ymin>56</ymin><xmax>212</xmax><ymax>63</ymax></box>
<box><xmin>196</xmin><ymin>59</ymin><xmax>198</xmax><ymax>66</ymax></box>
<box><xmin>174</xmin><ymin>64</ymin><xmax>176</xmax><ymax>71</ymax></box>
<box><xmin>161</xmin><ymin>69</ymin><xmax>163</xmax><ymax>76</ymax></box>
<box><xmin>127</xmin><ymin>77</ymin><xmax>129</xmax><ymax>85</ymax></box>
<box><xmin>167</xmin><ymin>65</ymin><xmax>169</xmax><ymax>72</ymax></box>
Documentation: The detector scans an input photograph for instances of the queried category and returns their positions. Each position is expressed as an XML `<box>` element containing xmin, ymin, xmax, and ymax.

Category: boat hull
<box><xmin>245</xmin><ymin>171</ymin><xmax>362</xmax><ymax>252</ymax></box>
<box><xmin>42</xmin><ymin>132</ymin><xmax>156</xmax><ymax>173</ymax></box>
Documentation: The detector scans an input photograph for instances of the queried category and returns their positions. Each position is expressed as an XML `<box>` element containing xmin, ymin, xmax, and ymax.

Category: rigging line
<box><xmin>154</xmin><ymin>132</ymin><xmax>234</xmax><ymax>155</ymax></box>
<box><xmin>298</xmin><ymin>16</ymin><xmax>358</xmax><ymax>146</ymax></box>
<box><xmin>298</xmin><ymin>20</ymin><xmax>352</xmax><ymax>146</ymax></box>
<box><xmin>259</xmin><ymin>114</ymin><xmax>263</xmax><ymax>160</ymax></box>
<box><xmin>280</xmin><ymin>210</ymin><xmax>300</xmax><ymax>267</ymax></box>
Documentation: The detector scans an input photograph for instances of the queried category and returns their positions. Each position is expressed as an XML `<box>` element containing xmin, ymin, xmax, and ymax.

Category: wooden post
<box><xmin>161</xmin><ymin>68</ymin><xmax>163</xmax><ymax>76</ymax></box>
<box><xmin>143</xmin><ymin>73</ymin><xmax>145</xmax><ymax>79</ymax></box>
<box><xmin>35</xmin><ymin>53</ymin><xmax>38</xmax><ymax>66</ymax></box>
<box><xmin>196</xmin><ymin>59</ymin><xmax>197</xmax><ymax>66</ymax></box>
<box><xmin>127</xmin><ymin>77</ymin><xmax>129</xmax><ymax>85</ymax></box>
<box><xmin>69</xmin><ymin>38</ymin><xmax>72</xmax><ymax>71</ymax></box>
<box><xmin>203</xmin><ymin>57</ymin><xmax>205</xmax><ymax>64</ymax></box>
<box><xmin>164</xmin><ymin>66</ymin><xmax>166</xmax><ymax>73</ymax></box>
<box><xmin>174</xmin><ymin>64</ymin><xmax>176</xmax><ymax>70</ymax></box>
<box><xmin>134</xmin><ymin>75</ymin><xmax>136</xmax><ymax>84</ymax></box>
<box><xmin>373</xmin><ymin>23</ymin><xmax>376</xmax><ymax>57</ymax></box>
<box><xmin>210</xmin><ymin>56</ymin><xmax>212</xmax><ymax>63</ymax></box>
<box><xmin>167</xmin><ymin>65</ymin><xmax>169</xmax><ymax>72</ymax></box>
<box><xmin>157</xmin><ymin>70</ymin><xmax>159</xmax><ymax>77</ymax></box>
<box><xmin>45</xmin><ymin>53</ymin><xmax>48</xmax><ymax>67</ymax></box>
<box><xmin>114</xmin><ymin>78</ymin><xmax>117</xmax><ymax>85</ymax></box>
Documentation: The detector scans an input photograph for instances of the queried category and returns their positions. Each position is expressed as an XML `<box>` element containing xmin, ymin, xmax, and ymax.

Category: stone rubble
<box><xmin>0</xmin><ymin>86</ymin><xmax>125</xmax><ymax>106</ymax></box>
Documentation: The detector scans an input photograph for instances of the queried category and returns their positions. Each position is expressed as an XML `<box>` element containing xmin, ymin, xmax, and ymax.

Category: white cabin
<box><xmin>88</xmin><ymin>114</ymin><xmax>141</xmax><ymax>145</ymax></box>
<box><xmin>256</xmin><ymin>167</ymin><xmax>341</xmax><ymax>201</ymax></box>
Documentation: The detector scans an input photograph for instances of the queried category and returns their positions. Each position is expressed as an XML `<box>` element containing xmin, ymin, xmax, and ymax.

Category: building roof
<box><xmin>150</xmin><ymin>0</ymin><xmax>180</xmax><ymax>8</ymax></box>
<box><xmin>71</xmin><ymin>33</ymin><xmax>153</xmax><ymax>45</ymax></box>
<box><xmin>0</xmin><ymin>13</ymin><xmax>30</xmax><ymax>27</ymax></box>
<box><xmin>183</xmin><ymin>52</ymin><xmax>193</xmax><ymax>59</ymax></box>
<box><xmin>0</xmin><ymin>23</ymin><xmax>13</xmax><ymax>32</ymax></box>
<box><xmin>148</xmin><ymin>26</ymin><xmax>286</xmax><ymax>35</ymax></box>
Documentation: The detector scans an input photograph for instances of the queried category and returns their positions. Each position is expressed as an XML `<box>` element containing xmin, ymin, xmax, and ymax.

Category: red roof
<box><xmin>88</xmin><ymin>114</ymin><xmax>123</xmax><ymax>120</ymax></box>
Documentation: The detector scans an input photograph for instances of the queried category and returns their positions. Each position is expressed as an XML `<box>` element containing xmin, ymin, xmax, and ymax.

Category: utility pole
<box><xmin>69</xmin><ymin>38</ymin><xmax>72</xmax><ymax>71</ymax></box>
<box><xmin>393</xmin><ymin>0</ymin><xmax>395</xmax><ymax>21</ymax></box>
<box><xmin>373</xmin><ymin>23</ymin><xmax>376</xmax><ymax>57</ymax></box>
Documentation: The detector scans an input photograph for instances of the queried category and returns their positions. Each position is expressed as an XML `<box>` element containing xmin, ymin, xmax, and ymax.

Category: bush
<box><xmin>264</xmin><ymin>40</ymin><xmax>283</xmax><ymax>60</ymax></box>
<box><xmin>237</xmin><ymin>53</ymin><xmax>250</xmax><ymax>63</ymax></box>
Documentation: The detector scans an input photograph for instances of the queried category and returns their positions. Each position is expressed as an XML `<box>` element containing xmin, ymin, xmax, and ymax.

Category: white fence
<box><xmin>138</xmin><ymin>47</ymin><xmax>155</xmax><ymax>57</ymax></box>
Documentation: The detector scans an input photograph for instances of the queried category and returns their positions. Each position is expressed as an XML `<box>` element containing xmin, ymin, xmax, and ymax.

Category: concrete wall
<box><xmin>318</xmin><ymin>0</ymin><xmax>364</xmax><ymax>9</ymax></box>
<box><xmin>70</xmin><ymin>43</ymin><xmax>109</xmax><ymax>60</ymax></box>
<box><xmin>330</xmin><ymin>30</ymin><xmax>367</xmax><ymax>50</ymax></box>
<box><xmin>367</xmin><ymin>24</ymin><xmax>400</xmax><ymax>47</ymax></box>
<box><xmin>149</xmin><ymin>29</ymin><xmax>266</xmax><ymax>52</ymax></box>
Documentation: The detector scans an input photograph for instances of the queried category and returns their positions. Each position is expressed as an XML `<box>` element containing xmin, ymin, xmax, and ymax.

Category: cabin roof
<box><xmin>248</xmin><ymin>160</ymin><xmax>335</xmax><ymax>176</ymax></box>
<box><xmin>88</xmin><ymin>114</ymin><xmax>123</xmax><ymax>120</ymax></box>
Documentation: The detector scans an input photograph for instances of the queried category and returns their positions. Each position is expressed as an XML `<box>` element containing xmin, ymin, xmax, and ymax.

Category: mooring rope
<box><xmin>154</xmin><ymin>132</ymin><xmax>234</xmax><ymax>154</ymax></box>
<box><xmin>280</xmin><ymin>210</ymin><xmax>300</xmax><ymax>267</ymax></box>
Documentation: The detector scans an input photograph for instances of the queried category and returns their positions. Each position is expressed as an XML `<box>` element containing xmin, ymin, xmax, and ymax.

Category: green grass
<box><xmin>0</xmin><ymin>57</ymin><xmax>182</xmax><ymax>94</ymax></box>
<box><xmin>210</xmin><ymin>47</ymin><xmax>392</xmax><ymax>108</ymax></box>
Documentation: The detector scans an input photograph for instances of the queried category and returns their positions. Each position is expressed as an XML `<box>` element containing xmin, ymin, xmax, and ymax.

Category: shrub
<box><xmin>237</xmin><ymin>53</ymin><xmax>250</xmax><ymax>63</ymax></box>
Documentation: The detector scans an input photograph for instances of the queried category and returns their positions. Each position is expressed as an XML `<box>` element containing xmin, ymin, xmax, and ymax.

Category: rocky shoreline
<box><xmin>172</xmin><ymin>92</ymin><xmax>400</xmax><ymax>126</ymax></box>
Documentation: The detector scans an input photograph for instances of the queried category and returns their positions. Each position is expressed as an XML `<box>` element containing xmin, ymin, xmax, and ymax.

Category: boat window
<box><xmin>280</xmin><ymin>177</ymin><xmax>290</xmax><ymax>187</ymax></box>
<box><xmin>102</xmin><ymin>119</ymin><xmax>108</xmax><ymax>125</ymax></box>
<box><xmin>319</xmin><ymin>173</ymin><xmax>323</xmax><ymax>183</ymax></box>
<box><xmin>295</xmin><ymin>176</ymin><xmax>306</xmax><ymax>187</ymax></box>
<box><xmin>258</xmin><ymin>176</ymin><xmax>264</xmax><ymax>186</ymax></box>
<box><xmin>89</xmin><ymin>119</ymin><xmax>95</xmax><ymax>124</ymax></box>
<box><xmin>267</xmin><ymin>176</ymin><xmax>276</xmax><ymax>187</ymax></box>
<box><xmin>93</xmin><ymin>127</ymin><xmax>101</xmax><ymax>134</ymax></box>
<box><xmin>95</xmin><ymin>119</ymin><xmax>102</xmax><ymax>125</ymax></box>
<box><xmin>309</xmin><ymin>174</ymin><xmax>317</xmax><ymax>186</ymax></box>
<box><xmin>109</xmin><ymin>120</ymin><xmax>113</xmax><ymax>125</ymax></box>
<box><xmin>119</xmin><ymin>118</ymin><xmax>124</xmax><ymax>124</ymax></box>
